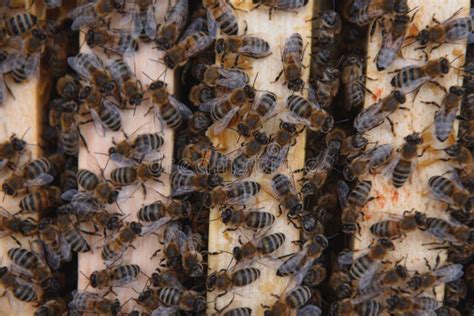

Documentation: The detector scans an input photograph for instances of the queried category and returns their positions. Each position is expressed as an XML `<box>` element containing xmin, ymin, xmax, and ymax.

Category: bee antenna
<box><xmin>450</xmin><ymin>54</ymin><xmax>465</xmax><ymax>65</ymax></box>
<box><xmin>335</xmin><ymin>118</ymin><xmax>350</xmax><ymax>124</ymax></box>
<box><xmin>252</xmin><ymin>72</ymin><xmax>259</xmax><ymax>89</ymax></box>
<box><xmin>142</xmin><ymin>71</ymin><xmax>154</xmax><ymax>82</ymax></box>
<box><xmin>20</xmin><ymin>127</ymin><xmax>31</xmax><ymax>140</ymax></box>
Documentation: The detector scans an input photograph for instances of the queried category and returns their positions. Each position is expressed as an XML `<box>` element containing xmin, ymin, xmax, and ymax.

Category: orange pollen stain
<box><xmin>391</xmin><ymin>190</ymin><xmax>399</xmax><ymax>203</ymax></box>
<box><xmin>373</xmin><ymin>88</ymin><xmax>382</xmax><ymax>101</ymax></box>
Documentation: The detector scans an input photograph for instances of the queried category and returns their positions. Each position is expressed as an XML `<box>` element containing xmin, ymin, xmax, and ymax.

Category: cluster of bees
<box><xmin>0</xmin><ymin>0</ymin><xmax>473</xmax><ymax>315</ymax></box>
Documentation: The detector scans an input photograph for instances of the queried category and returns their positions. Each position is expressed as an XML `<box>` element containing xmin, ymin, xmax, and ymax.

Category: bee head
<box><xmin>288</xmin><ymin>78</ymin><xmax>304</xmax><ymax>92</ymax></box>
<box><xmin>2</xmin><ymin>183</ymin><xmax>15</xmax><ymax>196</ymax></box>
<box><xmin>130</xmin><ymin>221</ymin><xmax>142</xmax><ymax>235</ymax></box>
<box><xmin>19</xmin><ymin>219</ymin><xmax>37</xmax><ymax>235</ymax></box>
<box><xmin>85</xmin><ymin>29</ymin><xmax>96</xmax><ymax>46</ymax></box>
<box><xmin>314</xmin><ymin>234</ymin><xmax>328</xmax><ymax>248</ymax></box>
<box><xmin>107</xmin><ymin>190</ymin><xmax>119</xmax><ymax>204</ymax></box>
<box><xmin>288</xmin><ymin>203</ymin><xmax>303</xmax><ymax>218</ymax></box>
<box><xmin>207</xmin><ymin>272</ymin><xmax>217</xmax><ymax>290</ymax></box>
<box><xmin>138</xmin><ymin>290</ymin><xmax>152</xmax><ymax>303</ymax></box>
<box><xmin>386</xmin><ymin>295</ymin><xmax>401</xmax><ymax>310</ymax></box>
<box><xmin>0</xmin><ymin>266</ymin><xmax>8</xmax><ymax>277</ymax></box>
<box><xmin>417</xmin><ymin>29</ymin><xmax>429</xmax><ymax>46</ymax></box>
<box><xmin>440</xmin><ymin>57</ymin><xmax>450</xmax><ymax>74</ymax></box>
<box><xmin>414</xmin><ymin>211</ymin><xmax>427</xmax><ymax>226</ymax></box>
<box><xmin>111</xmin><ymin>299</ymin><xmax>121</xmax><ymax>316</ymax></box>
<box><xmin>449</xmin><ymin>85</ymin><xmax>464</xmax><ymax>96</ymax></box>
<box><xmin>232</xmin><ymin>246</ymin><xmax>242</xmax><ymax>261</ymax></box>
<box><xmin>149</xmin><ymin>80</ymin><xmax>165</xmax><ymax>91</ymax></box>
<box><xmin>129</xmin><ymin>93</ymin><xmax>144</xmax><ymax>106</ymax></box>
<box><xmin>342</xmin><ymin>166</ymin><xmax>356</xmax><ymax>182</ymax></box>
<box><xmin>215</xmin><ymin>38</ymin><xmax>225</xmax><ymax>54</ymax></box>
<box><xmin>407</xmin><ymin>275</ymin><xmax>422</xmax><ymax>290</ymax></box>
<box><xmin>11</xmin><ymin>136</ymin><xmax>26</xmax><ymax>151</ymax></box>
<box><xmin>221</xmin><ymin>208</ymin><xmax>233</xmax><ymax>224</ymax></box>
<box><xmin>107</xmin><ymin>215</ymin><xmax>121</xmax><ymax>230</ymax></box>
<box><xmin>378</xmin><ymin>237</ymin><xmax>395</xmax><ymax>250</ymax></box>
<box><xmin>237</xmin><ymin>123</ymin><xmax>250</xmax><ymax>137</ymax></box>
<box><xmin>89</xmin><ymin>272</ymin><xmax>98</xmax><ymax>288</ymax></box>
<box><xmin>393</xmin><ymin>90</ymin><xmax>406</xmax><ymax>104</ymax></box>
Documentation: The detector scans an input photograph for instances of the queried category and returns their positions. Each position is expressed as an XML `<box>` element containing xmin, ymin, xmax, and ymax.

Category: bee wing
<box><xmin>280</xmin><ymin>111</ymin><xmax>312</xmax><ymax>128</ymax></box>
<box><xmin>434</xmin><ymin>108</ymin><xmax>457</xmax><ymax>142</ymax></box>
<box><xmin>16</xmin><ymin>53</ymin><xmax>40</xmax><ymax>77</ymax></box>
<box><xmin>90</xmin><ymin>108</ymin><xmax>107</xmax><ymax>137</ymax></box>
<box><xmin>0</xmin><ymin>206</ymin><xmax>12</xmax><ymax>218</ymax></box>
<box><xmin>0</xmin><ymin>74</ymin><xmax>5</xmax><ymax>105</ymax></box>
<box><xmin>294</xmin><ymin>257</ymin><xmax>315</xmax><ymax>286</ymax></box>
<box><xmin>145</xmin><ymin>5</ymin><xmax>158</xmax><ymax>40</ymax></box>
<box><xmin>110</xmin><ymin>153</ymin><xmax>138</xmax><ymax>166</ymax></box>
<box><xmin>432</xmin><ymin>264</ymin><xmax>464</xmax><ymax>285</ymax></box>
<box><xmin>376</xmin><ymin>32</ymin><xmax>404</xmax><ymax>70</ymax></box>
<box><xmin>170</xmin><ymin>166</ymin><xmax>198</xmax><ymax>196</ymax></box>
<box><xmin>180</xmin><ymin>17</ymin><xmax>207</xmax><ymax>41</ymax></box>
<box><xmin>61</xmin><ymin>189</ymin><xmax>79</xmax><ymax>201</ymax></box>
<box><xmin>297</xmin><ymin>305</ymin><xmax>322</xmax><ymax>316</ymax></box>
<box><xmin>68</xmin><ymin>2</ymin><xmax>95</xmax><ymax>28</ymax></box>
<box><xmin>107</xmin><ymin>60</ymin><xmax>126</xmax><ymax>86</ymax></box>
<box><xmin>358</xmin><ymin>261</ymin><xmax>381</xmax><ymax>290</ymax></box>
<box><xmin>206</xmin><ymin>10</ymin><xmax>218</xmax><ymax>39</ymax></box>
<box><xmin>199</xmin><ymin>95</ymin><xmax>227</xmax><ymax>112</ymax></box>
<box><xmin>151</xmin><ymin>307</ymin><xmax>179</xmax><ymax>316</ymax></box>
<box><xmin>43</xmin><ymin>242</ymin><xmax>61</xmax><ymax>270</ymax></box>
<box><xmin>25</xmin><ymin>173</ymin><xmax>54</xmax><ymax>187</ymax></box>
<box><xmin>212</xmin><ymin>106</ymin><xmax>239</xmax><ymax>135</ymax></box>
<box><xmin>169</xmin><ymin>95</ymin><xmax>193</xmax><ymax>119</ymax></box>
<box><xmin>184</xmin><ymin>33</ymin><xmax>214</xmax><ymax>59</ymax></box>
<box><xmin>353</xmin><ymin>100</ymin><xmax>385</xmax><ymax>133</ymax></box>
<box><xmin>336</xmin><ymin>180</ymin><xmax>350</xmax><ymax>209</ymax></box>
<box><xmin>129</xmin><ymin>8</ymin><xmax>144</xmax><ymax>39</ymax></box>
<box><xmin>140</xmin><ymin>217</ymin><xmax>171</xmax><ymax>236</ymax></box>
<box><xmin>59</xmin><ymin>233</ymin><xmax>72</xmax><ymax>262</ymax></box>
<box><xmin>277</xmin><ymin>251</ymin><xmax>306</xmax><ymax>276</ymax></box>
<box><xmin>216</xmin><ymin>69</ymin><xmax>249</xmax><ymax>89</ymax></box>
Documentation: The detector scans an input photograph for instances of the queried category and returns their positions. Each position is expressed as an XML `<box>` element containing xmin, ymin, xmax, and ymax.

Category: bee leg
<box><xmin>77</xmin><ymin>127</ymin><xmax>89</xmax><ymax>153</ymax></box>
<box><xmin>272</xmin><ymin>69</ymin><xmax>284</xmax><ymax>83</ymax></box>
<box><xmin>10</xmin><ymin>234</ymin><xmax>21</xmax><ymax>247</ymax></box>
<box><xmin>420</xmin><ymin>101</ymin><xmax>441</xmax><ymax>108</ymax></box>
<box><xmin>150</xmin><ymin>249</ymin><xmax>161</xmax><ymax>260</ymax></box>
<box><xmin>386</xmin><ymin>117</ymin><xmax>396</xmax><ymax>136</ymax></box>
<box><xmin>261</xmin><ymin>304</ymin><xmax>270</xmax><ymax>308</ymax></box>
<box><xmin>216</xmin><ymin>290</ymin><xmax>228</xmax><ymax>298</ymax></box>
<box><xmin>428</xmin><ymin>80</ymin><xmax>448</xmax><ymax>94</ymax></box>
<box><xmin>141</xmin><ymin>183</ymin><xmax>147</xmax><ymax>199</ymax></box>
<box><xmin>228</xmin><ymin>1</ymin><xmax>246</xmax><ymax>12</ymax></box>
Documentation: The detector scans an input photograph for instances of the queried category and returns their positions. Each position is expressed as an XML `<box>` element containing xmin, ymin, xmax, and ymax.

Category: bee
<box><xmin>110</xmin><ymin>159</ymin><xmax>163</xmax><ymax>195</ymax></box>
<box><xmin>220</xmin><ymin>207</ymin><xmax>275</xmax><ymax>232</ymax></box>
<box><xmin>263</xmin><ymin>285</ymin><xmax>313</xmax><ymax>316</ymax></box>
<box><xmin>7</xmin><ymin>247</ymin><xmax>56</xmax><ymax>289</ymax></box>
<box><xmin>12</xmin><ymin>28</ymin><xmax>47</xmax><ymax>83</ymax></box>
<box><xmin>232</xmin><ymin>232</ymin><xmax>286</xmax><ymax>264</ymax></box>
<box><xmin>156</xmin><ymin>287</ymin><xmax>206</xmax><ymax>313</ymax></box>
<box><xmin>285</xmin><ymin>94</ymin><xmax>334</xmax><ymax>132</ymax></box>
<box><xmin>329</xmin><ymin>260</ymin><xmax>352</xmax><ymax>299</ymax></box>
<box><xmin>155</xmin><ymin>0</ymin><xmax>189</xmax><ymax>50</ymax></box>
<box><xmin>258</xmin><ymin>122</ymin><xmax>299</xmax><ymax>174</ymax></box>
<box><xmin>148</xmin><ymin>80</ymin><xmax>193</xmax><ymax>130</ymax></box>
<box><xmin>311</xmin><ymin>10</ymin><xmax>342</xmax><ymax>44</ymax></box>
<box><xmin>202</xmin><ymin>65</ymin><xmax>249</xmax><ymax>90</ymax></box>
<box><xmin>391</xmin><ymin>57</ymin><xmax>453</xmax><ymax>93</ymax></box>
<box><xmin>237</xmin><ymin>91</ymin><xmax>277</xmax><ymax>138</ymax></box>
<box><xmin>68</xmin><ymin>53</ymin><xmax>115</xmax><ymax>95</ymax></box>
<box><xmin>343</xmin><ymin>143</ymin><xmax>393</xmax><ymax>181</ymax></box>
<box><xmin>0</xmin><ymin>133</ymin><xmax>28</xmax><ymax>170</ymax></box>
<box><xmin>301</xmin><ymin>263</ymin><xmax>326</xmax><ymax>287</ymax></box>
<box><xmin>420</xmin><ymin>216</ymin><xmax>474</xmax><ymax>245</ymax></box>
<box><xmin>108</xmin><ymin>58</ymin><xmax>144</xmax><ymax>106</ymax></box>
<box><xmin>22</xmin><ymin>156</ymin><xmax>59</xmax><ymax>180</ymax></box>
<box><xmin>2</xmin><ymin>169</ymin><xmax>54</xmax><ymax>197</ymax></box>
<box><xmin>101</xmin><ymin>221</ymin><xmax>141</xmax><ymax>266</ymax></box>
<box><xmin>387</xmin><ymin>294</ymin><xmax>441</xmax><ymax>313</ymax></box>
<box><xmin>207</xmin><ymin>180</ymin><xmax>261</xmax><ymax>207</ymax></box>
<box><xmin>391</xmin><ymin>132</ymin><xmax>424</xmax><ymax>188</ymax></box>
<box><xmin>215</xmin><ymin>34</ymin><xmax>271</xmax><ymax>64</ymax></box>
<box><xmin>275</xmin><ymin>33</ymin><xmax>304</xmax><ymax>91</ymax></box>
<box><xmin>69</xmin><ymin>291</ymin><xmax>121</xmax><ymax>315</ymax></box>
<box><xmin>136</xmin><ymin>289</ymin><xmax>161</xmax><ymax>312</ymax></box>
<box><xmin>252</xmin><ymin>0</ymin><xmax>309</xmax><ymax>19</ymax></box>
<box><xmin>337</xmin><ymin>180</ymin><xmax>373</xmax><ymax>234</ymax></box>
<box><xmin>426</xmin><ymin>86</ymin><xmax>464</xmax><ymax>142</ymax></box>
<box><xmin>0</xmin><ymin>48</ymin><xmax>17</xmax><ymax>105</ymax></box>
<box><xmin>124</xmin><ymin>0</ymin><xmax>157</xmax><ymax>41</ymax></box>
<box><xmin>56</xmin><ymin>214</ymin><xmax>91</xmax><ymax>253</ymax></box>
<box><xmin>89</xmin><ymin>264</ymin><xmax>140</xmax><ymax>290</ymax></box>
<box><xmin>407</xmin><ymin>263</ymin><xmax>464</xmax><ymax>292</ymax></box>
<box><xmin>276</xmin><ymin>235</ymin><xmax>328</xmax><ymax>278</ymax></box>
<box><xmin>187</xmin><ymin>111</ymin><xmax>212</xmax><ymax>135</ymax></box>
<box><xmin>442</xmin><ymin>143</ymin><xmax>474</xmax><ymax>186</ymax></box>
<box><xmin>271</xmin><ymin>174</ymin><xmax>303</xmax><ymax>218</ymax></box>
<box><xmin>180</xmin><ymin>228</ymin><xmax>204</xmax><ymax>277</ymax></box>
<box><xmin>80</xmin><ymin>89</ymin><xmax>122</xmax><ymax>135</ymax></box>
<box><xmin>157</xmin><ymin>223</ymin><xmax>187</xmax><ymax>269</ymax></box>
<box><xmin>370</xmin><ymin>210</ymin><xmax>427</xmax><ymax>239</ymax></box>
<box><xmin>68</xmin><ymin>0</ymin><xmax>116</xmax><ymax>31</ymax></box>
<box><xmin>0</xmin><ymin>12</ymin><xmax>37</xmax><ymax>38</ymax></box>
<box><xmin>171</xmin><ymin>166</ymin><xmax>223</xmax><ymax>196</ymax></box>
<box><xmin>189</xmin><ymin>83</ymin><xmax>216</xmax><ymax>106</ymax></box>
<box><xmin>376</xmin><ymin>13</ymin><xmax>412</xmax><ymax>70</ymax></box>
<box><xmin>217</xmin><ymin>307</ymin><xmax>252</xmax><ymax>316</ymax></box>
<box><xmin>207</xmin><ymin>267</ymin><xmax>261</xmax><ymax>297</ymax></box>
<box><xmin>38</xmin><ymin>217</ymin><xmax>72</xmax><ymax>270</ymax></box>
<box><xmin>164</xmin><ymin>31</ymin><xmax>214</xmax><ymax>69</ymax></box>
<box><xmin>109</xmin><ymin>132</ymin><xmax>164</xmax><ymax>165</ymax></box>
<box><xmin>341</xmin><ymin>55</ymin><xmax>366</xmax><ymax>111</ymax></box>
<box><xmin>137</xmin><ymin>199</ymin><xmax>191</xmax><ymax>234</ymax></box>
<box><xmin>19</xmin><ymin>186</ymin><xmax>62</xmax><ymax>213</ymax></box>
<box><xmin>182</xmin><ymin>143</ymin><xmax>230</xmax><ymax>174</ymax></box>
<box><xmin>354</xmin><ymin>90</ymin><xmax>406</xmax><ymax>133</ymax></box>
<box><xmin>309</xmin><ymin>67</ymin><xmax>340</xmax><ymax>110</ymax></box>
<box><xmin>58</xmin><ymin>112</ymin><xmax>84</xmax><ymax>156</ymax></box>
<box><xmin>35</xmin><ymin>298</ymin><xmax>68</xmax><ymax>316</ymax></box>
<box><xmin>339</xmin><ymin>238</ymin><xmax>395</xmax><ymax>289</ymax></box>
<box><xmin>86</xmin><ymin>27</ymin><xmax>139</xmax><ymax>55</ymax></box>
<box><xmin>357</xmin><ymin>263</ymin><xmax>409</xmax><ymax>300</ymax></box>
<box><xmin>232</xmin><ymin>132</ymin><xmax>268</xmax><ymax>177</ymax></box>
<box><xmin>415</xmin><ymin>8</ymin><xmax>473</xmax><ymax>51</ymax></box>
<box><xmin>428</xmin><ymin>175</ymin><xmax>474</xmax><ymax>212</ymax></box>
<box><xmin>204</xmin><ymin>0</ymin><xmax>239</xmax><ymax>36</ymax></box>
<box><xmin>0</xmin><ymin>207</ymin><xmax>37</xmax><ymax>242</ymax></box>
<box><xmin>330</xmin><ymin>298</ymin><xmax>384</xmax><ymax>316</ymax></box>
<box><xmin>347</xmin><ymin>0</ymin><xmax>408</xmax><ymax>26</ymax></box>
<box><xmin>0</xmin><ymin>266</ymin><xmax>38</xmax><ymax>302</ymax></box>
<box><xmin>444</xmin><ymin>279</ymin><xmax>467</xmax><ymax>307</ymax></box>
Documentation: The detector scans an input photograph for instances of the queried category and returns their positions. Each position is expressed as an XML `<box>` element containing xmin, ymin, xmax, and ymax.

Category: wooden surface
<box><xmin>354</xmin><ymin>0</ymin><xmax>470</xmax><ymax>302</ymax></box>
<box><xmin>76</xmin><ymin>4</ymin><xmax>175</xmax><ymax>313</ymax></box>
<box><xmin>206</xmin><ymin>0</ymin><xmax>314</xmax><ymax>314</ymax></box>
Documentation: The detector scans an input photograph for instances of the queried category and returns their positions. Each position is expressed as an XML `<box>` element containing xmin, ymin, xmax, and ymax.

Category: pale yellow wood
<box><xmin>76</xmin><ymin>3</ymin><xmax>175</xmax><ymax>313</ymax></box>
<box><xmin>355</xmin><ymin>0</ymin><xmax>470</xmax><ymax>303</ymax></box>
<box><xmin>207</xmin><ymin>1</ymin><xmax>314</xmax><ymax>314</ymax></box>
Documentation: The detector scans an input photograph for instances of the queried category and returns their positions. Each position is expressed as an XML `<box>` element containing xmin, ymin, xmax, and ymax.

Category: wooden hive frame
<box><xmin>354</xmin><ymin>0</ymin><xmax>470</xmax><ymax>302</ymax></box>
<box><xmin>206</xmin><ymin>0</ymin><xmax>316</xmax><ymax>314</ymax></box>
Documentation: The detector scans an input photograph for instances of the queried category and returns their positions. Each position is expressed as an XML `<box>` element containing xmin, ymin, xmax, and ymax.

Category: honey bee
<box><xmin>204</xmin><ymin>0</ymin><xmax>239</xmax><ymax>36</ymax></box>
<box><xmin>108</xmin><ymin>58</ymin><xmax>143</xmax><ymax>106</ymax></box>
<box><xmin>207</xmin><ymin>267</ymin><xmax>261</xmax><ymax>297</ymax></box>
<box><xmin>189</xmin><ymin>83</ymin><xmax>216</xmax><ymax>106</ymax></box>
<box><xmin>0</xmin><ymin>133</ymin><xmax>28</xmax><ymax>170</ymax></box>
<box><xmin>347</xmin><ymin>0</ymin><xmax>408</xmax><ymax>26</ymax></box>
<box><xmin>285</xmin><ymin>94</ymin><xmax>334</xmax><ymax>132</ymax></box>
<box><xmin>68</xmin><ymin>53</ymin><xmax>115</xmax><ymax>95</ymax></box>
<box><xmin>155</xmin><ymin>0</ymin><xmax>189</xmax><ymax>50</ymax></box>
<box><xmin>164</xmin><ymin>31</ymin><xmax>214</xmax><ymax>69</ymax></box>
<box><xmin>7</xmin><ymin>247</ymin><xmax>56</xmax><ymax>289</ymax></box>
<box><xmin>0</xmin><ymin>207</ymin><xmax>37</xmax><ymax>243</ymax></box>
<box><xmin>330</xmin><ymin>298</ymin><xmax>384</xmax><ymax>316</ymax></box>
<box><xmin>171</xmin><ymin>165</ymin><xmax>223</xmax><ymax>196</ymax></box>
<box><xmin>35</xmin><ymin>298</ymin><xmax>68</xmax><ymax>316</ymax></box>
<box><xmin>137</xmin><ymin>199</ymin><xmax>191</xmax><ymax>235</ymax></box>
<box><xmin>429</xmin><ymin>175</ymin><xmax>474</xmax><ymax>212</ymax></box>
<box><xmin>220</xmin><ymin>206</ymin><xmax>275</xmax><ymax>232</ymax></box>
<box><xmin>370</xmin><ymin>210</ymin><xmax>426</xmax><ymax>239</ymax></box>
<box><xmin>258</xmin><ymin>121</ymin><xmax>299</xmax><ymax>174</ymax></box>
<box><xmin>444</xmin><ymin>279</ymin><xmax>467</xmax><ymax>307</ymax></box>
<box><xmin>89</xmin><ymin>264</ymin><xmax>140</xmax><ymax>291</ymax></box>
<box><xmin>391</xmin><ymin>57</ymin><xmax>454</xmax><ymax>93</ymax></box>
<box><xmin>0</xmin><ymin>266</ymin><xmax>38</xmax><ymax>302</ymax></box>
<box><xmin>19</xmin><ymin>186</ymin><xmax>62</xmax><ymax>213</ymax></box>
<box><xmin>420</xmin><ymin>216</ymin><xmax>474</xmax><ymax>245</ymax></box>
<box><xmin>58</xmin><ymin>112</ymin><xmax>84</xmax><ymax>156</ymax></box>
<box><xmin>148</xmin><ymin>80</ymin><xmax>193</xmax><ymax>130</ymax></box>
<box><xmin>2</xmin><ymin>169</ymin><xmax>54</xmax><ymax>197</ymax></box>
<box><xmin>136</xmin><ymin>288</ymin><xmax>161</xmax><ymax>312</ymax></box>
<box><xmin>376</xmin><ymin>13</ymin><xmax>412</xmax><ymax>70</ymax></box>
<box><xmin>80</xmin><ymin>89</ymin><xmax>122</xmax><ymax>135</ymax></box>
<box><xmin>0</xmin><ymin>46</ymin><xmax>20</xmax><ymax>105</ymax></box>
<box><xmin>263</xmin><ymin>285</ymin><xmax>314</xmax><ymax>316</ymax></box>
<box><xmin>232</xmin><ymin>132</ymin><xmax>269</xmax><ymax>177</ymax></box>
<box><xmin>101</xmin><ymin>221</ymin><xmax>142</xmax><ymax>266</ymax></box>
<box><xmin>86</xmin><ymin>27</ymin><xmax>139</xmax><ymax>55</ymax></box>
<box><xmin>71</xmin><ymin>168</ymin><xmax>119</xmax><ymax>204</ymax></box>
<box><xmin>442</xmin><ymin>143</ymin><xmax>474</xmax><ymax>186</ymax></box>
<box><xmin>341</xmin><ymin>55</ymin><xmax>366</xmax><ymax>111</ymax></box>
<box><xmin>276</xmin><ymin>235</ymin><xmax>328</xmax><ymax>279</ymax></box>
<box><xmin>0</xmin><ymin>12</ymin><xmax>37</xmax><ymax>38</ymax></box>
<box><xmin>357</xmin><ymin>263</ymin><xmax>409</xmax><ymax>300</ymax></box>
<box><xmin>123</xmin><ymin>0</ymin><xmax>157</xmax><ymax>41</ymax></box>
<box><xmin>56</xmin><ymin>214</ymin><xmax>91</xmax><ymax>253</ymax></box>
<box><xmin>187</xmin><ymin>111</ymin><xmax>212</xmax><ymax>135</ymax></box>
<box><xmin>232</xmin><ymin>232</ymin><xmax>286</xmax><ymax>264</ymax></box>
<box><xmin>237</xmin><ymin>91</ymin><xmax>276</xmax><ymax>138</ymax></box>
<box><xmin>110</xmin><ymin>159</ymin><xmax>164</xmax><ymax>197</ymax></box>
<box><xmin>182</xmin><ymin>142</ymin><xmax>230</xmax><ymax>174</ymax></box>
<box><xmin>390</xmin><ymin>132</ymin><xmax>424</xmax><ymax>188</ymax></box>
<box><xmin>156</xmin><ymin>286</ymin><xmax>206</xmax><ymax>313</ymax></box>
<box><xmin>353</xmin><ymin>90</ymin><xmax>406</xmax><ymax>133</ymax></box>
<box><xmin>271</xmin><ymin>173</ymin><xmax>302</xmax><ymax>218</ymax></box>
<box><xmin>275</xmin><ymin>33</ymin><xmax>304</xmax><ymax>91</ymax></box>
<box><xmin>69</xmin><ymin>291</ymin><xmax>121</xmax><ymax>315</ymax></box>
<box><xmin>338</xmin><ymin>180</ymin><xmax>373</xmax><ymax>234</ymax></box>
<box><xmin>408</xmin><ymin>263</ymin><xmax>464</xmax><ymax>294</ymax></box>
<box><xmin>12</xmin><ymin>28</ymin><xmax>47</xmax><ymax>83</ymax></box>
<box><xmin>202</xmin><ymin>65</ymin><xmax>249</xmax><ymax>90</ymax></box>
<box><xmin>207</xmin><ymin>180</ymin><xmax>261</xmax><ymax>207</ymax></box>
<box><xmin>215</xmin><ymin>34</ymin><xmax>271</xmax><ymax>64</ymax></box>
<box><xmin>109</xmin><ymin>132</ymin><xmax>164</xmax><ymax>165</ymax></box>
<box><xmin>216</xmin><ymin>307</ymin><xmax>252</xmax><ymax>316</ymax></box>
<box><xmin>37</xmin><ymin>217</ymin><xmax>72</xmax><ymax>270</ymax></box>
<box><xmin>309</xmin><ymin>67</ymin><xmax>340</xmax><ymax>110</ymax></box>
<box><xmin>68</xmin><ymin>0</ymin><xmax>116</xmax><ymax>31</ymax></box>
<box><xmin>301</xmin><ymin>263</ymin><xmax>326</xmax><ymax>287</ymax></box>
<box><xmin>311</xmin><ymin>10</ymin><xmax>342</xmax><ymax>44</ymax></box>
<box><xmin>252</xmin><ymin>0</ymin><xmax>309</xmax><ymax>20</ymax></box>
<box><xmin>343</xmin><ymin>143</ymin><xmax>393</xmax><ymax>182</ymax></box>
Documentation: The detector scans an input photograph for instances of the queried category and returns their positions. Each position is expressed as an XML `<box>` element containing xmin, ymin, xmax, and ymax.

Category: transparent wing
<box><xmin>432</xmin><ymin>264</ymin><xmax>464</xmax><ymax>285</ymax></box>
<box><xmin>151</xmin><ymin>306</ymin><xmax>179</xmax><ymax>316</ymax></box>
<box><xmin>337</xmin><ymin>180</ymin><xmax>350</xmax><ymax>209</ymax></box>
<box><xmin>169</xmin><ymin>95</ymin><xmax>193</xmax><ymax>118</ymax></box>
<box><xmin>130</xmin><ymin>8</ymin><xmax>143</xmax><ymax>39</ymax></box>
<box><xmin>140</xmin><ymin>217</ymin><xmax>171</xmax><ymax>236</ymax></box>
<box><xmin>281</xmin><ymin>111</ymin><xmax>312</xmax><ymax>128</ymax></box>
<box><xmin>110</xmin><ymin>153</ymin><xmax>138</xmax><ymax>166</ymax></box>
<box><xmin>59</xmin><ymin>233</ymin><xmax>72</xmax><ymax>262</ymax></box>
<box><xmin>145</xmin><ymin>5</ymin><xmax>157</xmax><ymax>40</ymax></box>
<box><xmin>61</xmin><ymin>189</ymin><xmax>79</xmax><ymax>201</ymax></box>
<box><xmin>25</xmin><ymin>173</ymin><xmax>54</xmax><ymax>187</ymax></box>
<box><xmin>358</xmin><ymin>261</ymin><xmax>381</xmax><ymax>290</ymax></box>
<box><xmin>45</xmin><ymin>243</ymin><xmax>61</xmax><ymax>270</ymax></box>
<box><xmin>90</xmin><ymin>108</ymin><xmax>107</xmax><ymax>137</ymax></box>
<box><xmin>184</xmin><ymin>33</ymin><xmax>213</xmax><ymax>58</ymax></box>
<box><xmin>353</xmin><ymin>100</ymin><xmax>385</xmax><ymax>132</ymax></box>
<box><xmin>199</xmin><ymin>95</ymin><xmax>228</xmax><ymax>112</ymax></box>
<box><xmin>180</xmin><ymin>17</ymin><xmax>207</xmax><ymax>41</ymax></box>
<box><xmin>212</xmin><ymin>106</ymin><xmax>239</xmax><ymax>135</ymax></box>
<box><xmin>297</xmin><ymin>305</ymin><xmax>322</xmax><ymax>316</ymax></box>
